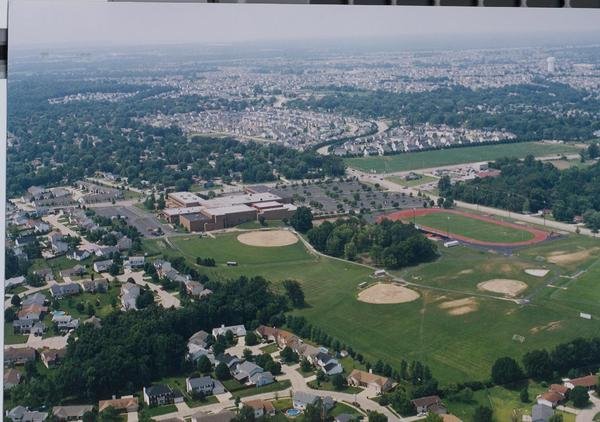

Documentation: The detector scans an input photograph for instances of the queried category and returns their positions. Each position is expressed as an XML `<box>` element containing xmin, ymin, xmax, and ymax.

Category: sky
<box><xmin>9</xmin><ymin>0</ymin><xmax>600</xmax><ymax>48</ymax></box>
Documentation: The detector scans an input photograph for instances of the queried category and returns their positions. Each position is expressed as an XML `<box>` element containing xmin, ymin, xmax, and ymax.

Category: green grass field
<box><xmin>346</xmin><ymin>142</ymin><xmax>582</xmax><ymax>173</ymax></box>
<box><xmin>413</xmin><ymin>212</ymin><xmax>535</xmax><ymax>243</ymax></box>
<box><xmin>385</xmin><ymin>174</ymin><xmax>438</xmax><ymax>188</ymax></box>
<box><xmin>143</xmin><ymin>231</ymin><xmax>600</xmax><ymax>386</ymax></box>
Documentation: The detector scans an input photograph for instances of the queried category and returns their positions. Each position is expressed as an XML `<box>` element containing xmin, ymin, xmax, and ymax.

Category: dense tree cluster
<box><xmin>7</xmin><ymin>75</ymin><xmax>345</xmax><ymax>197</ymax></box>
<box><xmin>306</xmin><ymin>217</ymin><xmax>437</xmax><ymax>269</ymax></box>
<box><xmin>9</xmin><ymin>276</ymin><xmax>289</xmax><ymax>406</ymax></box>
<box><xmin>439</xmin><ymin>156</ymin><xmax>600</xmax><ymax>226</ymax></box>
<box><xmin>290</xmin><ymin>81</ymin><xmax>600</xmax><ymax>141</ymax></box>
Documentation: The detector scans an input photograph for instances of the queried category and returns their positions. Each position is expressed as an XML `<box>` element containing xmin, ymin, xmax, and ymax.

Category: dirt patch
<box><xmin>547</xmin><ymin>248</ymin><xmax>599</xmax><ymax>265</ymax></box>
<box><xmin>525</xmin><ymin>269</ymin><xmax>550</xmax><ymax>277</ymax></box>
<box><xmin>357</xmin><ymin>283</ymin><xmax>420</xmax><ymax>304</ymax></box>
<box><xmin>478</xmin><ymin>279</ymin><xmax>528</xmax><ymax>297</ymax></box>
<box><xmin>237</xmin><ymin>230</ymin><xmax>298</xmax><ymax>247</ymax></box>
<box><xmin>439</xmin><ymin>297</ymin><xmax>478</xmax><ymax>315</ymax></box>
<box><xmin>530</xmin><ymin>321</ymin><xmax>562</xmax><ymax>334</ymax></box>
<box><xmin>458</xmin><ymin>269</ymin><xmax>474</xmax><ymax>275</ymax></box>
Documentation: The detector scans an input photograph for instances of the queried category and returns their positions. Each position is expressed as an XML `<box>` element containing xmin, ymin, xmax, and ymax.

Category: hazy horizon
<box><xmin>10</xmin><ymin>0</ymin><xmax>600</xmax><ymax>49</ymax></box>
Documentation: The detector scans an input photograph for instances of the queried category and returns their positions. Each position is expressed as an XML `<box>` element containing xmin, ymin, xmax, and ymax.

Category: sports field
<box><xmin>143</xmin><ymin>230</ymin><xmax>600</xmax><ymax>385</ymax></box>
<box><xmin>385</xmin><ymin>174</ymin><xmax>438</xmax><ymax>188</ymax></box>
<box><xmin>380</xmin><ymin>208</ymin><xmax>548</xmax><ymax>246</ymax></box>
<box><xmin>345</xmin><ymin>141</ymin><xmax>582</xmax><ymax>173</ymax></box>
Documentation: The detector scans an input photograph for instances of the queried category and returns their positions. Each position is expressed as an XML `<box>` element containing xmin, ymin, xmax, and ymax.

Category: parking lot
<box><xmin>94</xmin><ymin>205</ymin><xmax>174</xmax><ymax>236</ymax></box>
<box><xmin>271</xmin><ymin>179</ymin><xmax>423</xmax><ymax>217</ymax></box>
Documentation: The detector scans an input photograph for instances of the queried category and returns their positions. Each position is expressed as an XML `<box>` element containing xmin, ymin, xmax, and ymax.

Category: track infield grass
<box><xmin>345</xmin><ymin>141</ymin><xmax>582</xmax><ymax>173</ymax></box>
<box><xmin>143</xmin><ymin>232</ymin><xmax>600</xmax><ymax>384</ymax></box>
<box><xmin>413</xmin><ymin>211</ymin><xmax>535</xmax><ymax>243</ymax></box>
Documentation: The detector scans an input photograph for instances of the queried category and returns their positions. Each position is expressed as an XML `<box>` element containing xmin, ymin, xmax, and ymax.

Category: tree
<box><xmin>283</xmin><ymin>279</ymin><xmax>305</xmax><ymax>308</ymax></box>
<box><xmin>5</xmin><ymin>307</ymin><xmax>17</xmax><ymax>323</ymax></box>
<box><xmin>491</xmin><ymin>357</ymin><xmax>524</xmax><ymax>386</ymax></box>
<box><xmin>519</xmin><ymin>387</ymin><xmax>529</xmax><ymax>403</ymax></box>
<box><xmin>570</xmin><ymin>386</ymin><xmax>590</xmax><ymax>408</ymax></box>
<box><xmin>290</xmin><ymin>206</ymin><xmax>313</xmax><ymax>233</ymax></box>
<box><xmin>280</xmin><ymin>346</ymin><xmax>298</xmax><ymax>363</ymax></box>
<box><xmin>244</xmin><ymin>331</ymin><xmax>258</xmax><ymax>346</ymax></box>
<box><xmin>197</xmin><ymin>355</ymin><xmax>213</xmax><ymax>374</ymax></box>
<box><xmin>473</xmin><ymin>406</ymin><xmax>493</xmax><ymax>422</ymax></box>
<box><xmin>99</xmin><ymin>406</ymin><xmax>122</xmax><ymax>422</ymax></box>
<box><xmin>588</xmin><ymin>142</ymin><xmax>599</xmax><ymax>159</ymax></box>
<box><xmin>548</xmin><ymin>414</ymin><xmax>564</xmax><ymax>422</ymax></box>
<box><xmin>304</xmin><ymin>399</ymin><xmax>324</xmax><ymax>422</ymax></box>
<box><xmin>235</xmin><ymin>405</ymin><xmax>255</xmax><ymax>422</ymax></box>
<box><xmin>135</xmin><ymin>289</ymin><xmax>155</xmax><ymax>309</ymax></box>
<box><xmin>522</xmin><ymin>349</ymin><xmax>552</xmax><ymax>380</ymax></box>
<box><xmin>215</xmin><ymin>362</ymin><xmax>231</xmax><ymax>381</ymax></box>
<box><xmin>300</xmin><ymin>358</ymin><xmax>313</xmax><ymax>373</ymax></box>
<box><xmin>11</xmin><ymin>294</ymin><xmax>21</xmax><ymax>307</ymax></box>
<box><xmin>424</xmin><ymin>413</ymin><xmax>443</xmax><ymax>422</ymax></box>
<box><xmin>368</xmin><ymin>411</ymin><xmax>388</xmax><ymax>422</ymax></box>
<box><xmin>331</xmin><ymin>374</ymin><xmax>345</xmax><ymax>390</ymax></box>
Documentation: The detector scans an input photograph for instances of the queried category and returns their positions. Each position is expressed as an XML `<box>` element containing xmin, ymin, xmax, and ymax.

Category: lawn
<box><xmin>236</xmin><ymin>220</ymin><xmax>286</xmax><ymax>230</ymax></box>
<box><xmin>307</xmin><ymin>379</ymin><xmax>362</xmax><ymax>394</ymax></box>
<box><xmin>4</xmin><ymin>322</ymin><xmax>28</xmax><ymax>345</ymax></box>
<box><xmin>56</xmin><ymin>287</ymin><xmax>120</xmax><ymax>319</ymax></box>
<box><xmin>412</xmin><ymin>211</ymin><xmax>535</xmax><ymax>243</ymax></box>
<box><xmin>346</xmin><ymin>141</ymin><xmax>582</xmax><ymax>173</ymax></box>
<box><xmin>230</xmin><ymin>380</ymin><xmax>292</xmax><ymax>398</ymax></box>
<box><xmin>142</xmin><ymin>404</ymin><xmax>178</xmax><ymax>418</ymax></box>
<box><xmin>385</xmin><ymin>174</ymin><xmax>438</xmax><ymax>188</ymax></box>
<box><xmin>143</xmin><ymin>232</ymin><xmax>600</xmax><ymax>384</ymax></box>
<box><xmin>260</xmin><ymin>343</ymin><xmax>280</xmax><ymax>354</ymax></box>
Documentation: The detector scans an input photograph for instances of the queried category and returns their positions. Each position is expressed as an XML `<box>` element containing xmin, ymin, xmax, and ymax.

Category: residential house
<box><xmin>59</xmin><ymin>265</ymin><xmax>85</xmax><ymax>279</ymax></box>
<box><xmin>40</xmin><ymin>348</ymin><xmax>67</xmax><ymax>368</ymax></box>
<box><xmin>13</xmin><ymin>319</ymin><xmax>35</xmax><ymax>334</ymax></box>
<box><xmin>564</xmin><ymin>375</ymin><xmax>597</xmax><ymax>390</ymax></box>
<box><xmin>93</xmin><ymin>259</ymin><xmax>113</xmax><ymax>273</ymax></box>
<box><xmin>98</xmin><ymin>396</ymin><xmax>139</xmax><ymax>413</ymax></box>
<box><xmin>52</xmin><ymin>405</ymin><xmax>94</xmax><ymax>421</ymax></box>
<box><xmin>32</xmin><ymin>221</ymin><xmax>51</xmax><ymax>233</ymax></box>
<box><xmin>314</xmin><ymin>352</ymin><xmax>343</xmax><ymax>375</ymax></box>
<box><xmin>186</xmin><ymin>376</ymin><xmax>225</xmax><ymax>395</ymax></box>
<box><xmin>4</xmin><ymin>368</ymin><xmax>22</xmax><ymax>390</ymax></box>
<box><xmin>52</xmin><ymin>315</ymin><xmax>79</xmax><ymax>332</ymax></box>
<box><xmin>68</xmin><ymin>249</ymin><xmax>90</xmax><ymax>261</ymax></box>
<box><xmin>143</xmin><ymin>384</ymin><xmax>182</xmax><ymax>406</ymax></box>
<box><xmin>78</xmin><ymin>278</ymin><xmax>108</xmax><ymax>293</ymax></box>
<box><xmin>292</xmin><ymin>391</ymin><xmax>334</xmax><ymax>411</ymax></box>
<box><xmin>31</xmin><ymin>321</ymin><xmax>46</xmax><ymax>336</ymax></box>
<box><xmin>256</xmin><ymin>325</ymin><xmax>279</xmax><ymax>342</ymax></box>
<box><xmin>189</xmin><ymin>330</ymin><xmax>211</xmax><ymax>349</ymax></box>
<box><xmin>411</xmin><ymin>396</ymin><xmax>446</xmax><ymax>415</ymax></box>
<box><xmin>50</xmin><ymin>283</ymin><xmax>81</xmax><ymax>298</ymax></box>
<box><xmin>18</xmin><ymin>304</ymin><xmax>47</xmax><ymax>321</ymax></box>
<box><xmin>532</xmin><ymin>404</ymin><xmax>555</xmax><ymax>422</ymax></box>
<box><xmin>4</xmin><ymin>347</ymin><xmax>36</xmax><ymax>366</ymax></box>
<box><xmin>22</xmin><ymin>292</ymin><xmax>47</xmax><ymax>307</ymax></box>
<box><xmin>125</xmin><ymin>256</ymin><xmax>145</xmax><ymax>268</ymax></box>
<box><xmin>191</xmin><ymin>410</ymin><xmax>235</xmax><ymax>422</ymax></box>
<box><xmin>233</xmin><ymin>361</ymin><xmax>263</xmax><ymax>382</ymax></box>
<box><xmin>185</xmin><ymin>280</ymin><xmax>212</xmax><ymax>297</ymax></box>
<box><xmin>215</xmin><ymin>353</ymin><xmax>240</xmax><ymax>369</ymax></box>
<box><xmin>33</xmin><ymin>268</ymin><xmax>54</xmax><ymax>282</ymax></box>
<box><xmin>5</xmin><ymin>276</ymin><xmax>26</xmax><ymax>289</ymax></box>
<box><xmin>95</xmin><ymin>246</ymin><xmax>119</xmax><ymax>258</ymax></box>
<box><xmin>121</xmin><ymin>282</ymin><xmax>140</xmax><ymax>311</ymax></box>
<box><xmin>347</xmin><ymin>369</ymin><xmax>394</xmax><ymax>394</ymax></box>
<box><xmin>117</xmin><ymin>236</ymin><xmax>132</xmax><ymax>251</ymax></box>
<box><xmin>243</xmin><ymin>399</ymin><xmax>276</xmax><ymax>418</ymax></box>
<box><xmin>249</xmin><ymin>371</ymin><xmax>274</xmax><ymax>387</ymax></box>
<box><xmin>6</xmin><ymin>406</ymin><xmax>48</xmax><ymax>422</ymax></box>
<box><xmin>212</xmin><ymin>324</ymin><xmax>246</xmax><ymax>338</ymax></box>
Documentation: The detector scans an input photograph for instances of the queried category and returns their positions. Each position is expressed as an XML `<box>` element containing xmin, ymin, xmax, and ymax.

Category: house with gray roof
<box><xmin>292</xmin><ymin>391</ymin><xmax>334</xmax><ymax>410</ymax></box>
<box><xmin>52</xmin><ymin>405</ymin><xmax>93</xmax><ymax>421</ymax></box>
<box><xmin>233</xmin><ymin>361</ymin><xmax>263</xmax><ymax>382</ymax></box>
<box><xmin>50</xmin><ymin>283</ymin><xmax>81</xmax><ymax>298</ymax></box>
<box><xmin>249</xmin><ymin>371</ymin><xmax>274</xmax><ymax>387</ymax></box>
<box><xmin>186</xmin><ymin>376</ymin><xmax>225</xmax><ymax>395</ymax></box>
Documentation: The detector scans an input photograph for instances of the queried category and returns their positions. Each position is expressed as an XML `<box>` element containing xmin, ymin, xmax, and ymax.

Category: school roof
<box><xmin>202</xmin><ymin>204</ymin><xmax>256</xmax><ymax>216</ymax></box>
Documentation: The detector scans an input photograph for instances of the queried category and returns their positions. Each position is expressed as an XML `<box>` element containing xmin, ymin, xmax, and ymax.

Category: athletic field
<box><xmin>379</xmin><ymin>208</ymin><xmax>549</xmax><ymax>246</ymax></box>
<box><xmin>345</xmin><ymin>141</ymin><xmax>582</xmax><ymax>173</ymax></box>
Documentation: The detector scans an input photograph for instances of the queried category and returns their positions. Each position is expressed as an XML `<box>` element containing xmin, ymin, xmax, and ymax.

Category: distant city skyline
<box><xmin>10</xmin><ymin>0</ymin><xmax>600</xmax><ymax>48</ymax></box>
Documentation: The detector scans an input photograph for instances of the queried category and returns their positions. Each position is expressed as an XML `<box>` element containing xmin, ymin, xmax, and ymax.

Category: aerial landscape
<box><xmin>4</xmin><ymin>2</ymin><xmax>600</xmax><ymax>422</ymax></box>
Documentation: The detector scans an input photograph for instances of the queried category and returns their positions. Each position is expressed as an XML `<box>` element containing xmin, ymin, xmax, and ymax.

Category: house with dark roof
<box><xmin>143</xmin><ymin>384</ymin><xmax>182</xmax><ymax>406</ymax></box>
<box><xmin>50</xmin><ymin>283</ymin><xmax>81</xmax><ymax>298</ymax></box>
<box><xmin>22</xmin><ymin>293</ymin><xmax>47</xmax><ymax>307</ymax></box>
<box><xmin>411</xmin><ymin>395</ymin><xmax>446</xmax><ymax>415</ymax></box>
<box><xmin>532</xmin><ymin>403</ymin><xmax>555</xmax><ymax>422</ymax></box>
<box><xmin>215</xmin><ymin>353</ymin><xmax>240</xmax><ymax>369</ymax></box>
<box><xmin>41</xmin><ymin>348</ymin><xmax>67</xmax><ymax>368</ymax></box>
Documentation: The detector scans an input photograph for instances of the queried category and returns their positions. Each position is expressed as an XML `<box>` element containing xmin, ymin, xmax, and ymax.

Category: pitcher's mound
<box><xmin>358</xmin><ymin>283</ymin><xmax>420</xmax><ymax>304</ymax></box>
<box><xmin>237</xmin><ymin>230</ymin><xmax>298</xmax><ymax>247</ymax></box>
<box><xmin>478</xmin><ymin>279</ymin><xmax>528</xmax><ymax>297</ymax></box>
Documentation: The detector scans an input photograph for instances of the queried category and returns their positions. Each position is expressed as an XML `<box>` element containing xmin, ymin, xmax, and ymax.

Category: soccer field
<box><xmin>345</xmin><ymin>141</ymin><xmax>582</xmax><ymax>173</ymax></box>
<box><xmin>414</xmin><ymin>212</ymin><xmax>535</xmax><ymax>243</ymax></box>
<box><xmin>143</xmin><ymin>232</ymin><xmax>600</xmax><ymax>384</ymax></box>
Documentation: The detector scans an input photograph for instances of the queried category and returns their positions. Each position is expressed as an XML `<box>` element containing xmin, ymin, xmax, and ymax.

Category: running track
<box><xmin>377</xmin><ymin>208</ymin><xmax>550</xmax><ymax>247</ymax></box>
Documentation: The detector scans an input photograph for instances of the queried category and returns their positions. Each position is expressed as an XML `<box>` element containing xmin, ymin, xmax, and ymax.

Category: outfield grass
<box><xmin>413</xmin><ymin>212</ymin><xmax>535</xmax><ymax>243</ymax></box>
<box><xmin>346</xmin><ymin>142</ymin><xmax>582</xmax><ymax>173</ymax></box>
<box><xmin>144</xmin><ymin>232</ymin><xmax>600</xmax><ymax>385</ymax></box>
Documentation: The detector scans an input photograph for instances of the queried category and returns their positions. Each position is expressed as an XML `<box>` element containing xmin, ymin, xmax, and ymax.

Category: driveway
<box><xmin>574</xmin><ymin>392</ymin><xmax>600</xmax><ymax>421</ymax></box>
<box><xmin>117</xmin><ymin>270</ymin><xmax>181</xmax><ymax>309</ymax></box>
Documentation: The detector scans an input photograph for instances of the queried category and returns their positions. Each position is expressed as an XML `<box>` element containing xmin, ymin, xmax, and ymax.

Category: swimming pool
<box><xmin>285</xmin><ymin>409</ymin><xmax>302</xmax><ymax>417</ymax></box>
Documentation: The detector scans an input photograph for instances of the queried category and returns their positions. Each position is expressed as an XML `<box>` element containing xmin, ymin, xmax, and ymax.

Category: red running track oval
<box><xmin>377</xmin><ymin>208</ymin><xmax>550</xmax><ymax>247</ymax></box>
